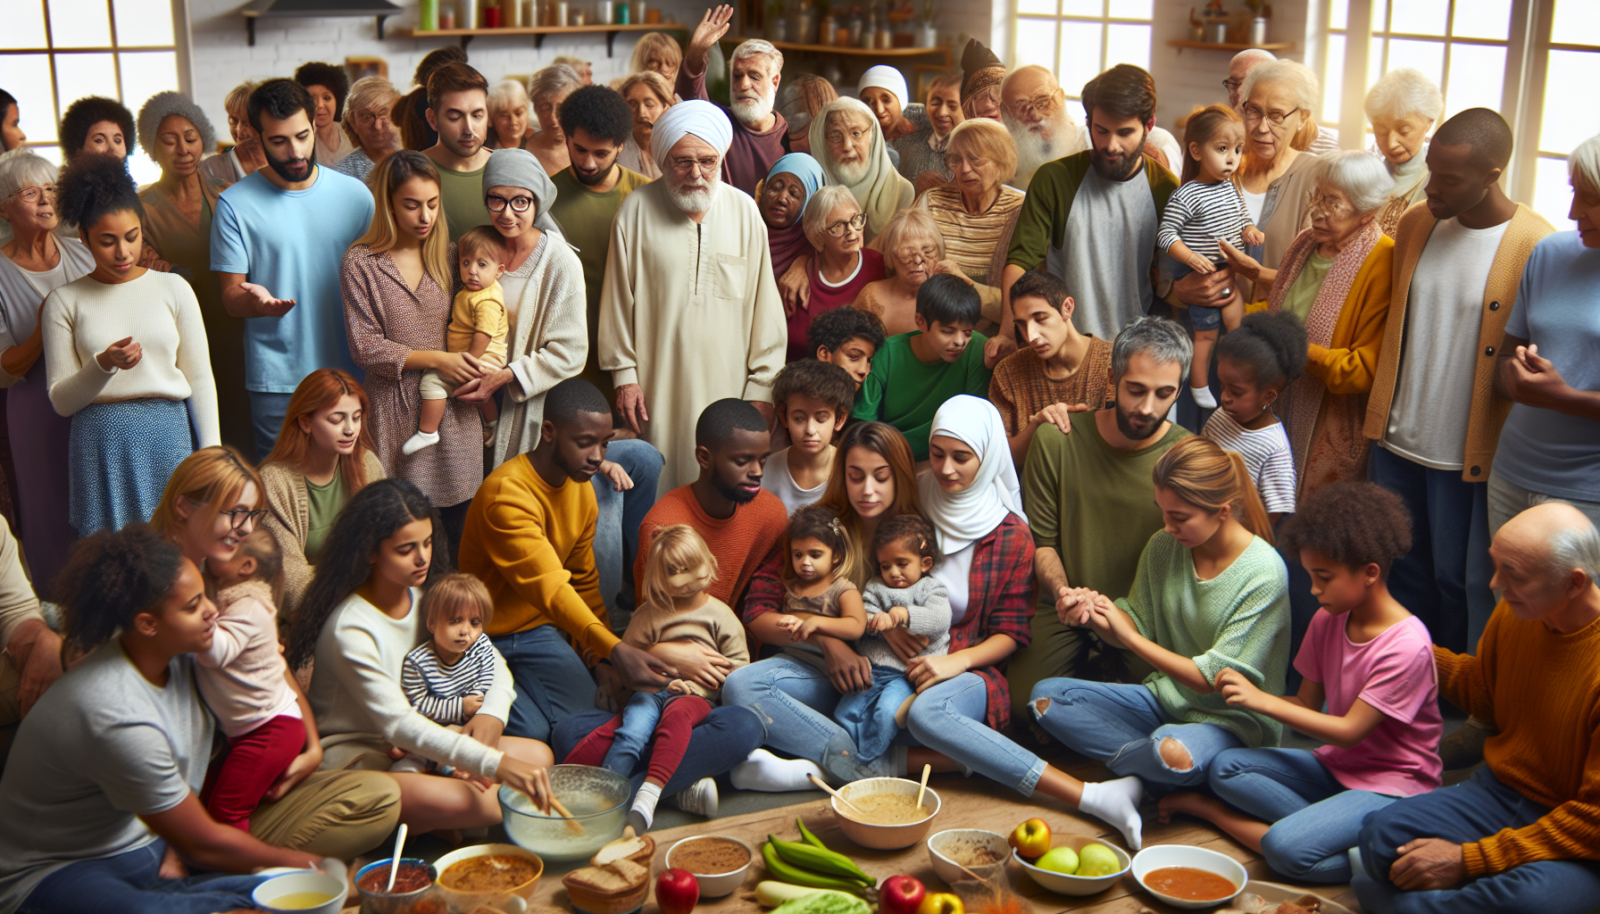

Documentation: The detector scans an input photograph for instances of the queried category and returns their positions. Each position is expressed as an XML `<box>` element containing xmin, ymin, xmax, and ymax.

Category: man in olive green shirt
<box><xmin>1009</xmin><ymin>316</ymin><xmax>1191</xmax><ymax>719</ymax></box>
<box><xmin>423</xmin><ymin>62</ymin><xmax>494</xmax><ymax>242</ymax></box>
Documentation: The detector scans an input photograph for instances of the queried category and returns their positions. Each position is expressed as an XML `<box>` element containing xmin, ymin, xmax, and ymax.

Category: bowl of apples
<box><xmin>1008</xmin><ymin>818</ymin><xmax>1130</xmax><ymax>897</ymax></box>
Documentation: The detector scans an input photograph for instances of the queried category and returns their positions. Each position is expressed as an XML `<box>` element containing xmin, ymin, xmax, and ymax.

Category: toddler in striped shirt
<box><xmin>394</xmin><ymin>574</ymin><xmax>502</xmax><ymax>774</ymax></box>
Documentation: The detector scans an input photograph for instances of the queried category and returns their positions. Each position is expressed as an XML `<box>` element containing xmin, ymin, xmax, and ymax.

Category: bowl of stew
<box><xmin>829</xmin><ymin>777</ymin><xmax>941</xmax><ymax>850</ymax></box>
<box><xmin>434</xmin><ymin>843</ymin><xmax>544</xmax><ymax>912</ymax></box>
<box><xmin>354</xmin><ymin>858</ymin><xmax>444</xmax><ymax>914</ymax></box>
<box><xmin>1130</xmin><ymin>844</ymin><xmax>1247</xmax><ymax>909</ymax></box>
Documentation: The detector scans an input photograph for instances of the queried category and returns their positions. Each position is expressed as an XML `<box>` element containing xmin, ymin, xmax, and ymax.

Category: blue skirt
<box><xmin>69</xmin><ymin>398</ymin><xmax>195</xmax><ymax>537</ymax></box>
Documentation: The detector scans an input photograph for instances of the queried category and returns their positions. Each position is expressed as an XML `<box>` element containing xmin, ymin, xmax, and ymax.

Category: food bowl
<box><xmin>252</xmin><ymin>871</ymin><xmax>347</xmax><ymax>914</ymax></box>
<box><xmin>830</xmin><ymin>776</ymin><xmax>941</xmax><ymax>850</ymax></box>
<box><xmin>926</xmin><ymin>829</ymin><xmax>1009</xmax><ymax>886</ymax></box>
<box><xmin>1130</xmin><ymin>844</ymin><xmax>1248</xmax><ymax>909</ymax></box>
<box><xmin>1011</xmin><ymin>835</ymin><xmax>1131</xmax><ymax>897</ymax></box>
<box><xmin>434</xmin><ymin>843</ymin><xmax>544</xmax><ymax>913</ymax></box>
<box><xmin>500</xmin><ymin>764</ymin><xmax>631</xmax><ymax>862</ymax></box>
<box><xmin>354</xmin><ymin>858</ymin><xmax>442</xmax><ymax>914</ymax></box>
<box><xmin>665</xmin><ymin>835</ymin><xmax>756</xmax><ymax>898</ymax></box>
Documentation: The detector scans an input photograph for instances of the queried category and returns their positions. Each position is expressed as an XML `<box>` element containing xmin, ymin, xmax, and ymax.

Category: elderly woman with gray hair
<box><xmin>790</xmin><ymin>185</ymin><xmax>885</xmax><ymax>361</ymax></box>
<box><xmin>332</xmin><ymin>76</ymin><xmax>403</xmax><ymax>183</ymax></box>
<box><xmin>488</xmin><ymin>79</ymin><xmax>534</xmax><ymax>152</ymax></box>
<box><xmin>1365</xmin><ymin>67</ymin><xmax>1443</xmax><ymax>235</ymax></box>
<box><xmin>136</xmin><ymin>91</ymin><xmax>253</xmax><ymax>454</ymax></box>
<box><xmin>528</xmin><ymin>64</ymin><xmax>584</xmax><ymax>177</ymax></box>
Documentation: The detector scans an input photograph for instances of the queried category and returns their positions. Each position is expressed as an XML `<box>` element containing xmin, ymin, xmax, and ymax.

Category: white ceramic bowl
<box><xmin>1011</xmin><ymin>836</ymin><xmax>1131</xmax><ymax>897</ymax></box>
<box><xmin>433</xmin><ymin>842</ymin><xmax>544</xmax><ymax>913</ymax></box>
<box><xmin>252</xmin><ymin>871</ymin><xmax>347</xmax><ymax>914</ymax></box>
<box><xmin>1130</xmin><ymin>844</ymin><xmax>1248</xmax><ymax>909</ymax></box>
<box><xmin>665</xmin><ymin>835</ymin><xmax>756</xmax><ymax>898</ymax></box>
<box><xmin>830</xmin><ymin>777</ymin><xmax>941</xmax><ymax>850</ymax></box>
<box><xmin>925</xmin><ymin>829</ymin><xmax>1009</xmax><ymax>886</ymax></box>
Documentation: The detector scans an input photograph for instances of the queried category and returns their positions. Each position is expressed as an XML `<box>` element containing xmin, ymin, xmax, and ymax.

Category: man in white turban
<box><xmin>598</xmin><ymin>99</ymin><xmax>787</xmax><ymax>491</ymax></box>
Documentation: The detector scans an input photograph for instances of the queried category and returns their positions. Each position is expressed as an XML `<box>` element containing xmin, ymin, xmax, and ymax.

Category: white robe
<box><xmin>598</xmin><ymin>181</ymin><xmax>786</xmax><ymax>491</ymax></box>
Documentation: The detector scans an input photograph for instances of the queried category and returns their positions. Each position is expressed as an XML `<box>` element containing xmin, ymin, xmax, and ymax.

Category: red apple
<box><xmin>880</xmin><ymin>875</ymin><xmax>926</xmax><ymax>914</ymax></box>
<box><xmin>655</xmin><ymin>868</ymin><xmax>699</xmax><ymax>914</ymax></box>
<box><xmin>917</xmin><ymin>893</ymin><xmax>963</xmax><ymax>914</ymax></box>
<box><xmin>1008</xmin><ymin>817</ymin><xmax>1051</xmax><ymax>858</ymax></box>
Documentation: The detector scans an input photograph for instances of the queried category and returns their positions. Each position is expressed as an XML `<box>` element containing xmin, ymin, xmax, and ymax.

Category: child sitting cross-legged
<box><xmin>809</xmin><ymin>304</ymin><xmax>886</xmax><ymax>391</ymax></box>
<box><xmin>763</xmin><ymin>360</ymin><xmax>858</xmax><ymax>515</ymax></box>
<box><xmin>562</xmin><ymin>525</ymin><xmax>749</xmax><ymax>833</ymax></box>
<box><xmin>393</xmin><ymin>573</ymin><xmax>503</xmax><ymax>775</ymax></box>
<box><xmin>1157</xmin><ymin>482</ymin><xmax>1441</xmax><ymax>883</ymax></box>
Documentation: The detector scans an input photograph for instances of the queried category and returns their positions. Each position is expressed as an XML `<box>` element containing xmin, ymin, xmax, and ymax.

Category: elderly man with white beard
<box><xmin>1000</xmin><ymin>65</ymin><xmax>1182</xmax><ymax>191</ymax></box>
<box><xmin>677</xmin><ymin>4</ymin><xmax>788</xmax><ymax>196</ymax></box>
<box><xmin>597</xmin><ymin>100</ymin><xmax>787</xmax><ymax>492</ymax></box>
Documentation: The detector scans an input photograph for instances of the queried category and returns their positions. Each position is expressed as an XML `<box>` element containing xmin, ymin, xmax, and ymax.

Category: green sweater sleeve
<box><xmin>1191</xmin><ymin>551</ymin><xmax>1290</xmax><ymax>687</ymax></box>
<box><xmin>1007</xmin><ymin>155</ymin><xmax>1088</xmax><ymax>270</ymax></box>
<box><xmin>853</xmin><ymin>347</ymin><xmax>888</xmax><ymax>421</ymax></box>
<box><xmin>1022</xmin><ymin>424</ymin><xmax>1064</xmax><ymax>554</ymax></box>
<box><xmin>964</xmin><ymin>331</ymin><xmax>994</xmax><ymax>397</ymax></box>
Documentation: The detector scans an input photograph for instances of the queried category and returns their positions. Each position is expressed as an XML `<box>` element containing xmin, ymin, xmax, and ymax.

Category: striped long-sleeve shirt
<box><xmin>1155</xmin><ymin>178</ymin><xmax>1255</xmax><ymax>263</ymax></box>
<box><xmin>401</xmin><ymin>635</ymin><xmax>500</xmax><ymax>726</ymax></box>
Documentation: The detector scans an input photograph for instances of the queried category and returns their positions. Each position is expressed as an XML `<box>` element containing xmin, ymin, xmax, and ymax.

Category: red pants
<box><xmin>563</xmin><ymin>695</ymin><xmax>712</xmax><ymax>785</ymax></box>
<box><xmin>200</xmin><ymin>715</ymin><xmax>305</xmax><ymax>830</ymax></box>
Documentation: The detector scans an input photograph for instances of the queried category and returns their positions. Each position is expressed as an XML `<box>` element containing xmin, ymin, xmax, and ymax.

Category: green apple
<box><xmin>1075</xmin><ymin>842</ymin><xmax>1121</xmax><ymax>877</ymax></box>
<box><xmin>1035</xmin><ymin>846</ymin><xmax>1079</xmax><ymax>875</ymax></box>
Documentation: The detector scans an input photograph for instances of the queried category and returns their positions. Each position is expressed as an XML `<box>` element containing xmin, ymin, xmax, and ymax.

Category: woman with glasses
<box><xmin>911</xmin><ymin>118</ymin><xmax>1021</xmax><ymax>317</ymax></box>
<box><xmin>811</xmin><ymin>98</ymin><xmax>914</xmax><ymax>242</ymax></box>
<box><xmin>855</xmin><ymin>209</ymin><xmax>985</xmax><ymax>336</ymax></box>
<box><xmin>332</xmin><ymin>76</ymin><xmax>404</xmax><ymax>184</ymax></box>
<box><xmin>789</xmin><ymin>186</ymin><xmax>886</xmax><ymax>362</ymax></box>
<box><xmin>258</xmin><ymin>370</ymin><xmax>385</xmax><ymax>615</ymax></box>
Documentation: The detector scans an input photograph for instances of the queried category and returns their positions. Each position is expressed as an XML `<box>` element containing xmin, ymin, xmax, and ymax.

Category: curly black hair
<box><xmin>1279</xmin><ymin>481</ymin><xmax>1413</xmax><ymax>579</ymax></box>
<box><xmin>57</xmin><ymin>152</ymin><xmax>143</xmax><ymax>230</ymax></box>
<box><xmin>556</xmin><ymin>84</ymin><xmax>634</xmax><ymax>147</ymax></box>
<box><xmin>872</xmin><ymin>514</ymin><xmax>940</xmax><ymax>568</ymax></box>
<box><xmin>60</xmin><ymin>96</ymin><xmax>135</xmax><ymax>160</ymax></box>
<box><xmin>55</xmin><ymin>523</ymin><xmax>186</xmax><ymax>654</ymax></box>
<box><xmin>808</xmin><ymin>305</ymin><xmax>885</xmax><ymax>360</ymax></box>
<box><xmin>295</xmin><ymin>61</ymin><xmax>352</xmax><ymax>121</ymax></box>
<box><xmin>1216</xmin><ymin>310</ymin><xmax>1308</xmax><ymax>390</ymax></box>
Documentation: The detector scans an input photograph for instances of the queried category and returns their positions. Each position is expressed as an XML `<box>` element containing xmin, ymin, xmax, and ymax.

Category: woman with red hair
<box><xmin>259</xmin><ymin>369</ymin><xmax>385</xmax><ymax>614</ymax></box>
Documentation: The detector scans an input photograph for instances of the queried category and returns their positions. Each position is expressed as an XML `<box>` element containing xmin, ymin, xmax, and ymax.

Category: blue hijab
<box><xmin>764</xmin><ymin>153</ymin><xmax>827</xmax><ymax>275</ymax></box>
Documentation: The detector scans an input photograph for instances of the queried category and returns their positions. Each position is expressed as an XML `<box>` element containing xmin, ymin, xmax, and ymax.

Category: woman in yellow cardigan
<box><xmin>1223</xmin><ymin>150</ymin><xmax>1395</xmax><ymax>503</ymax></box>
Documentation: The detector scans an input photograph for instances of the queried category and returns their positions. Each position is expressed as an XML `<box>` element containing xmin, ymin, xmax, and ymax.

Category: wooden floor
<box><xmin>525</xmin><ymin>766</ymin><xmax>1361</xmax><ymax>914</ymax></box>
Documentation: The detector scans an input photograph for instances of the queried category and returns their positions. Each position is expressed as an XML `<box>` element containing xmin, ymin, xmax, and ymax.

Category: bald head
<box><xmin>1228</xmin><ymin>49</ymin><xmax>1277</xmax><ymax>110</ymax></box>
<box><xmin>1002</xmin><ymin>66</ymin><xmax>1061</xmax><ymax>122</ymax></box>
<box><xmin>1492</xmin><ymin>502</ymin><xmax>1600</xmax><ymax>628</ymax></box>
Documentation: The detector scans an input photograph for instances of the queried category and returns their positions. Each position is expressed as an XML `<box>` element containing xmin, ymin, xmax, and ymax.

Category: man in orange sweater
<box><xmin>1354</xmin><ymin>502</ymin><xmax>1600</xmax><ymax>913</ymax></box>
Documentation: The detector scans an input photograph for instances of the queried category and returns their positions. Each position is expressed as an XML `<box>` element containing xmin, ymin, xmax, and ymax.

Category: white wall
<box><xmin>1148</xmin><ymin>0</ymin><xmax>1316</xmax><ymax>130</ymax></box>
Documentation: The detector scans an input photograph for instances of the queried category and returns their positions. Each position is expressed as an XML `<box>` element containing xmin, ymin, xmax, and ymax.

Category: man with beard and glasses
<box><xmin>459</xmin><ymin>378</ymin><xmax>676</xmax><ymax>743</ymax></box>
<box><xmin>1003</xmin><ymin>64</ymin><xmax>1178</xmax><ymax>364</ymax></box>
<box><xmin>212</xmin><ymin>78</ymin><xmax>374</xmax><ymax>459</ymax></box>
<box><xmin>678</xmin><ymin>4</ymin><xmax>788</xmax><ymax>196</ymax></box>
<box><xmin>423</xmin><ymin>62</ymin><xmax>495</xmax><ymax>242</ymax></box>
<box><xmin>598</xmin><ymin>100</ymin><xmax>786</xmax><ymax>492</ymax></box>
<box><xmin>550</xmin><ymin>85</ymin><xmax>650</xmax><ymax>410</ymax></box>
<box><xmin>1009</xmin><ymin>317</ymin><xmax>1191</xmax><ymax>719</ymax></box>
<box><xmin>1001</xmin><ymin>66</ymin><xmax>1181</xmax><ymax>192</ymax></box>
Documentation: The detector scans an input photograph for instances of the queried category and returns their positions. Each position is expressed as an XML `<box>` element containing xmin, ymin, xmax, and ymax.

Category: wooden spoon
<box><xmin>915</xmin><ymin>763</ymin><xmax>931</xmax><ymax>812</ymax></box>
<box><xmin>548</xmin><ymin>796</ymin><xmax>586</xmax><ymax>835</ymax></box>
<box><xmin>806</xmin><ymin>772</ymin><xmax>869</xmax><ymax>817</ymax></box>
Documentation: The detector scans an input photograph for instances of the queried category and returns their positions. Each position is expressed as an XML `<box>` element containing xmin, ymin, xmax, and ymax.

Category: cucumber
<box><xmin>755</xmin><ymin>882</ymin><xmax>859</xmax><ymax>908</ymax></box>
<box><xmin>769</xmin><ymin>889</ymin><xmax>872</xmax><ymax>914</ymax></box>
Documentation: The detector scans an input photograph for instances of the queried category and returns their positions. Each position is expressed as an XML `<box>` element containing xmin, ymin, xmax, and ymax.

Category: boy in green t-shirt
<box><xmin>851</xmin><ymin>274</ymin><xmax>996</xmax><ymax>461</ymax></box>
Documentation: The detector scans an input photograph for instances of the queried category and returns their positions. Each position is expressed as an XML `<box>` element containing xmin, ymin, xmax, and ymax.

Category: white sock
<box><xmin>1079</xmin><ymin>776</ymin><xmax>1145</xmax><ymax>851</ymax></box>
<box><xmin>630</xmin><ymin>782</ymin><xmax>663</xmax><ymax>829</ymax></box>
<box><xmin>1190</xmin><ymin>384</ymin><xmax>1218</xmax><ymax>410</ymax></box>
<box><xmin>730</xmin><ymin>748</ymin><xmax>827</xmax><ymax>792</ymax></box>
<box><xmin>402</xmin><ymin>430</ymin><xmax>440</xmax><ymax>456</ymax></box>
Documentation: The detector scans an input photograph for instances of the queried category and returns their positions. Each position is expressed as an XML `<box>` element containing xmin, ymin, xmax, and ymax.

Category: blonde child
<box><xmin>773</xmin><ymin>504</ymin><xmax>868</xmax><ymax>644</ymax></box>
<box><xmin>403</xmin><ymin>226</ymin><xmax>510</xmax><ymax>455</ymax></box>
<box><xmin>833</xmin><ymin>515</ymin><xmax>951</xmax><ymax>767</ymax></box>
<box><xmin>1155</xmin><ymin>104</ymin><xmax>1267</xmax><ymax>409</ymax></box>
<box><xmin>562</xmin><ymin>526</ymin><xmax>749</xmax><ymax>832</ymax></box>
<box><xmin>196</xmin><ymin>528</ymin><xmax>318</xmax><ymax>830</ymax></box>
<box><xmin>1201</xmin><ymin>310</ymin><xmax>1305</xmax><ymax>523</ymax></box>
<box><xmin>394</xmin><ymin>574</ymin><xmax>501</xmax><ymax>774</ymax></box>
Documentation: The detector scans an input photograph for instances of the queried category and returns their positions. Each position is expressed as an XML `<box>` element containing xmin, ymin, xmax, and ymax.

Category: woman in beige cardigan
<box><xmin>259</xmin><ymin>369</ymin><xmax>385</xmax><ymax>616</ymax></box>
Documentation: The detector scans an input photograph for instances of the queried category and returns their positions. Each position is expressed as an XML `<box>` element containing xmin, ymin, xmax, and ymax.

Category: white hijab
<box><xmin>918</xmin><ymin>395</ymin><xmax>1027</xmax><ymax>555</ymax></box>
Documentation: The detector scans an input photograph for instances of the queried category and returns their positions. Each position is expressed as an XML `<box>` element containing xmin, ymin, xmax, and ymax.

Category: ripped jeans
<box><xmin>1029</xmin><ymin>678</ymin><xmax>1243</xmax><ymax>791</ymax></box>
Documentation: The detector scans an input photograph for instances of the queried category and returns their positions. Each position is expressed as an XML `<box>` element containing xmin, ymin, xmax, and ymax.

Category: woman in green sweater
<box><xmin>1030</xmin><ymin>436</ymin><xmax>1291</xmax><ymax>850</ymax></box>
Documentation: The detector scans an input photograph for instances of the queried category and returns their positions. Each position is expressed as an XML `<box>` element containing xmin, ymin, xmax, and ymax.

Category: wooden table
<box><xmin>526</xmin><ymin>777</ymin><xmax>1361</xmax><ymax>913</ymax></box>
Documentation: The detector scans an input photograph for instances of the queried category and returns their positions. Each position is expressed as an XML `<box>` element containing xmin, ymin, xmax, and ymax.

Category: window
<box><xmin>1012</xmin><ymin>0</ymin><xmax>1153</xmax><ymax>100</ymax></box>
<box><xmin>1528</xmin><ymin>3</ymin><xmax>1600</xmax><ymax>226</ymax></box>
<box><xmin>1</xmin><ymin>0</ymin><xmax>187</xmax><ymax>185</ymax></box>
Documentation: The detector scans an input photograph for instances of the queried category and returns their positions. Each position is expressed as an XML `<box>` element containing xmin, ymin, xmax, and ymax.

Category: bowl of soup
<box><xmin>1130</xmin><ymin>844</ymin><xmax>1247</xmax><ymax>909</ymax></box>
<box><xmin>829</xmin><ymin>777</ymin><xmax>941</xmax><ymax>850</ymax></box>
<box><xmin>434</xmin><ymin>843</ymin><xmax>544</xmax><ymax>912</ymax></box>
<box><xmin>354</xmin><ymin>858</ymin><xmax>444</xmax><ymax>914</ymax></box>
<box><xmin>666</xmin><ymin>835</ymin><xmax>755</xmax><ymax>898</ymax></box>
<box><xmin>252</xmin><ymin>871</ymin><xmax>347</xmax><ymax>914</ymax></box>
<box><xmin>500</xmin><ymin>765</ymin><xmax>631</xmax><ymax>862</ymax></box>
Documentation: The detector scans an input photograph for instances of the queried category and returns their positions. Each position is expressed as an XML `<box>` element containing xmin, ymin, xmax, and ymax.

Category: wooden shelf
<box><xmin>1167</xmin><ymin>39</ymin><xmax>1296</xmax><ymax>52</ymax></box>
<box><xmin>718</xmin><ymin>36</ymin><xmax>951</xmax><ymax>65</ymax></box>
<box><xmin>392</xmin><ymin>22</ymin><xmax>685</xmax><ymax>53</ymax></box>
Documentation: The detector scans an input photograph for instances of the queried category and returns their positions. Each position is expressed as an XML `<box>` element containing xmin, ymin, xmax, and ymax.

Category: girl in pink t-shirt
<box><xmin>1155</xmin><ymin>482</ymin><xmax>1442</xmax><ymax>884</ymax></box>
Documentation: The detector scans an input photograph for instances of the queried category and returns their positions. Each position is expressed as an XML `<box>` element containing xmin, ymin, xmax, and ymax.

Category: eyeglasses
<box><xmin>943</xmin><ymin>153</ymin><xmax>991</xmax><ymax>172</ymax></box>
<box><xmin>1241</xmin><ymin>102</ymin><xmax>1302</xmax><ymax>129</ymax></box>
<box><xmin>1222</xmin><ymin>78</ymin><xmax>1243</xmax><ymax>93</ymax></box>
<box><xmin>894</xmin><ymin>244</ymin><xmax>940</xmax><ymax>265</ymax></box>
<box><xmin>7</xmin><ymin>185</ymin><xmax>56</xmax><ymax>204</ymax></box>
<box><xmin>485</xmin><ymin>193</ymin><xmax>535</xmax><ymax>213</ymax></box>
<box><xmin>1306</xmin><ymin>190</ymin><xmax>1353</xmax><ymax>218</ymax></box>
<box><xmin>669</xmin><ymin>155</ymin><xmax>721</xmax><ymax>175</ymax></box>
<box><xmin>825</xmin><ymin>212</ymin><xmax>868</xmax><ymax>237</ymax></box>
<box><xmin>1007</xmin><ymin>90</ymin><xmax>1062</xmax><ymax>119</ymax></box>
<box><xmin>824</xmin><ymin>127</ymin><xmax>868</xmax><ymax>147</ymax></box>
<box><xmin>355</xmin><ymin>110</ymin><xmax>393</xmax><ymax>126</ymax></box>
<box><xmin>220</xmin><ymin>507</ymin><xmax>268</xmax><ymax>530</ymax></box>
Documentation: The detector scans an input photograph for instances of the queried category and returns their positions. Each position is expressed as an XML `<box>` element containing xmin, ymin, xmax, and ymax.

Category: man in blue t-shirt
<box><xmin>211</xmin><ymin>78</ymin><xmax>376</xmax><ymax>458</ymax></box>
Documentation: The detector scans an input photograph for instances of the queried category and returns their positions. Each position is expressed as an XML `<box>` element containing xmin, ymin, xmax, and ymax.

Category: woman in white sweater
<box><xmin>42</xmin><ymin>154</ymin><xmax>219</xmax><ymax>537</ymax></box>
<box><xmin>286</xmin><ymin>477</ymin><xmax>554</xmax><ymax>830</ymax></box>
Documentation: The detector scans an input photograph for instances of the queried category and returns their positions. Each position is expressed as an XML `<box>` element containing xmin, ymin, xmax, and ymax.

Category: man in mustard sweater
<box><xmin>1354</xmin><ymin>502</ymin><xmax>1600</xmax><ymax>914</ymax></box>
<box><xmin>459</xmin><ymin>379</ymin><xmax>673</xmax><ymax>742</ymax></box>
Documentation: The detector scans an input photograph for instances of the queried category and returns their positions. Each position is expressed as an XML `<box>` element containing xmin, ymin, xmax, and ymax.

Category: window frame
<box><xmin>1009</xmin><ymin>0</ymin><xmax>1155</xmax><ymax>102</ymax></box>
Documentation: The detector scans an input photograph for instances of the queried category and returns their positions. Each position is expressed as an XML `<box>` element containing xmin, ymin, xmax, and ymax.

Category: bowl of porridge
<box><xmin>829</xmin><ymin>777</ymin><xmax>941</xmax><ymax>850</ymax></box>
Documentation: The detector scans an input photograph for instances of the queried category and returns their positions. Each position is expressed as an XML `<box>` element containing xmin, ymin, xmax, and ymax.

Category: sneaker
<box><xmin>673</xmin><ymin>777</ymin><xmax>719</xmax><ymax>818</ymax></box>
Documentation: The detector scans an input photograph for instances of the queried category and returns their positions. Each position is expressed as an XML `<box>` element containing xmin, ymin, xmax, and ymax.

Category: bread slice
<box><xmin>591</xmin><ymin>833</ymin><xmax>655</xmax><ymax>868</ymax></box>
<box><xmin>605</xmin><ymin>858</ymin><xmax>648</xmax><ymax>884</ymax></box>
<box><xmin>562</xmin><ymin>857</ymin><xmax>651</xmax><ymax>914</ymax></box>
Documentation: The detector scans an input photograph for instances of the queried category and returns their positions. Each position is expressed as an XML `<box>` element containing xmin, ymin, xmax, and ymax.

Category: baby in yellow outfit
<box><xmin>404</xmin><ymin>226</ymin><xmax>511</xmax><ymax>455</ymax></box>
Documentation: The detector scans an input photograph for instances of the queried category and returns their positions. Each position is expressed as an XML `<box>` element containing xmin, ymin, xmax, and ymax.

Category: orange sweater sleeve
<box><xmin>1463</xmin><ymin>733</ymin><xmax>1600</xmax><ymax>877</ymax></box>
<box><xmin>1306</xmin><ymin>238</ymin><xmax>1394</xmax><ymax>395</ymax></box>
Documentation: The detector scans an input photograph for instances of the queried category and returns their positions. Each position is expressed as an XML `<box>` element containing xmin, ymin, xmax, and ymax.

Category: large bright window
<box><xmin>1529</xmin><ymin>4</ymin><xmax>1600</xmax><ymax>227</ymax></box>
<box><xmin>1</xmin><ymin>0</ymin><xmax>186</xmax><ymax>185</ymax></box>
<box><xmin>1012</xmin><ymin>0</ymin><xmax>1153</xmax><ymax>100</ymax></box>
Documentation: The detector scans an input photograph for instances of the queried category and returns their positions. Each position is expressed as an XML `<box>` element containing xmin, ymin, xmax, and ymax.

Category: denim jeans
<box><xmin>247</xmin><ymin>390</ymin><xmax>293</xmax><ymax>462</ymax></box>
<box><xmin>605</xmin><ymin>690</ymin><xmax>683</xmax><ymax>776</ymax></box>
<box><xmin>591</xmin><ymin>438</ymin><xmax>664</xmax><ymax>631</ymax></box>
<box><xmin>1210</xmin><ymin>747</ymin><xmax>1396</xmax><ymax>883</ymax></box>
<box><xmin>553</xmin><ymin>704</ymin><xmax>765</xmax><ymax>796</ymax></box>
<box><xmin>1030</xmin><ymin>678</ymin><xmax>1244</xmax><ymax>791</ymax></box>
<box><xmin>490</xmin><ymin>625</ymin><xmax>596</xmax><ymax>743</ymax></box>
<box><xmin>1370</xmin><ymin>446</ymin><xmax>1496</xmax><ymax>654</ymax></box>
<box><xmin>1356</xmin><ymin>767</ymin><xmax>1600</xmax><ymax>914</ymax></box>
<box><xmin>20</xmin><ymin>839</ymin><xmax>268</xmax><ymax>914</ymax></box>
<box><xmin>834</xmin><ymin>664</ymin><xmax>915</xmax><ymax>764</ymax></box>
<box><xmin>904</xmin><ymin>672</ymin><xmax>1047</xmax><ymax>796</ymax></box>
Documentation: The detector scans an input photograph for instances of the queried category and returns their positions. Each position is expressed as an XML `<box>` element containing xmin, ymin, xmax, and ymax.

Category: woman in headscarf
<box><xmin>761</xmin><ymin>152</ymin><xmax>826</xmax><ymax>282</ymax></box>
<box><xmin>858</xmin><ymin>65</ymin><xmax>924</xmax><ymax>156</ymax></box>
<box><xmin>959</xmin><ymin>39</ymin><xmax>1004</xmax><ymax>121</ymax></box>
<box><xmin>810</xmin><ymin>98</ymin><xmax>913</xmax><ymax>243</ymax></box>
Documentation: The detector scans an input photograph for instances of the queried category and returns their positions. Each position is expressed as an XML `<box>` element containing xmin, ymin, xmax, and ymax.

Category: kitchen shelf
<box><xmin>392</xmin><ymin>22</ymin><xmax>685</xmax><ymax>53</ymax></box>
<box><xmin>720</xmin><ymin>36</ymin><xmax>951</xmax><ymax>66</ymax></box>
<box><xmin>1167</xmin><ymin>39</ymin><xmax>1296</xmax><ymax>52</ymax></box>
